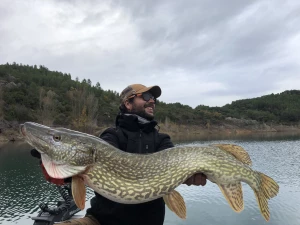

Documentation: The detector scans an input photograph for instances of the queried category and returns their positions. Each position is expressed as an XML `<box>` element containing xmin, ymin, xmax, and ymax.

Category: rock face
<box><xmin>0</xmin><ymin>75</ymin><xmax>18</xmax><ymax>89</ymax></box>
<box><xmin>0</xmin><ymin>119</ymin><xmax>18</xmax><ymax>129</ymax></box>
<box><xmin>225</xmin><ymin>117</ymin><xmax>259</xmax><ymax>126</ymax></box>
<box><xmin>0</xmin><ymin>120</ymin><xmax>21</xmax><ymax>142</ymax></box>
<box><xmin>5</xmin><ymin>82</ymin><xmax>17</xmax><ymax>89</ymax></box>
<box><xmin>224</xmin><ymin>117</ymin><xmax>277</xmax><ymax>131</ymax></box>
<box><xmin>0</xmin><ymin>118</ymin><xmax>299</xmax><ymax>142</ymax></box>
<box><xmin>0</xmin><ymin>80</ymin><xmax>6</xmax><ymax>87</ymax></box>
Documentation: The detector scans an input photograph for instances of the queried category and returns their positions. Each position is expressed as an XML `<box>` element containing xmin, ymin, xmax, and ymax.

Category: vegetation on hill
<box><xmin>0</xmin><ymin>63</ymin><xmax>300</xmax><ymax>135</ymax></box>
<box><xmin>196</xmin><ymin>90</ymin><xmax>300</xmax><ymax>125</ymax></box>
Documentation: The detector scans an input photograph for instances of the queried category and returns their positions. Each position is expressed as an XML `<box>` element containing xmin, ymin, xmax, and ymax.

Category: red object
<box><xmin>40</xmin><ymin>163</ymin><xmax>65</xmax><ymax>185</ymax></box>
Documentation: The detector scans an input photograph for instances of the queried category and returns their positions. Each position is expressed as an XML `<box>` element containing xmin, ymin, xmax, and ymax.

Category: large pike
<box><xmin>20</xmin><ymin>122</ymin><xmax>279</xmax><ymax>221</ymax></box>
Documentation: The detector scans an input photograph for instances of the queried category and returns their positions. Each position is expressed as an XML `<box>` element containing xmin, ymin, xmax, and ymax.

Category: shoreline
<box><xmin>1</xmin><ymin>122</ymin><xmax>300</xmax><ymax>143</ymax></box>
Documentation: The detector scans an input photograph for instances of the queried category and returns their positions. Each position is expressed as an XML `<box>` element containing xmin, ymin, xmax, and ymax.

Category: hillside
<box><xmin>0</xmin><ymin>63</ymin><xmax>300</xmax><ymax>141</ymax></box>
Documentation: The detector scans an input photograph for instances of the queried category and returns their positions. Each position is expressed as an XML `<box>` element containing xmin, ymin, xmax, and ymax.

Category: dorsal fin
<box><xmin>212</xmin><ymin>144</ymin><xmax>252</xmax><ymax>166</ymax></box>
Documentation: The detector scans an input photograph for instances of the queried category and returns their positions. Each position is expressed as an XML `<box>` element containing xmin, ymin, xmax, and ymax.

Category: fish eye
<box><xmin>53</xmin><ymin>135</ymin><xmax>61</xmax><ymax>142</ymax></box>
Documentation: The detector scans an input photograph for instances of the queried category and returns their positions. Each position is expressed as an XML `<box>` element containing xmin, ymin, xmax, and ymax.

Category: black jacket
<box><xmin>86</xmin><ymin>114</ymin><xmax>174</xmax><ymax>225</ymax></box>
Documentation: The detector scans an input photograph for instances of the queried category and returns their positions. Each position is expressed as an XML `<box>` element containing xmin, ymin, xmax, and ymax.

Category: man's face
<box><xmin>126</xmin><ymin>92</ymin><xmax>156</xmax><ymax>120</ymax></box>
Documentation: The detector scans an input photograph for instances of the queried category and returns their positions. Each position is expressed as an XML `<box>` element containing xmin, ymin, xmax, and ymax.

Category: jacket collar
<box><xmin>116</xmin><ymin>113</ymin><xmax>158</xmax><ymax>132</ymax></box>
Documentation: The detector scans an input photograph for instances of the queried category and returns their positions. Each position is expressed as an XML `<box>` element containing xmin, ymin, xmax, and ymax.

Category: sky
<box><xmin>0</xmin><ymin>0</ymin><xmax>300</xmax><ymax>108</ymax></box>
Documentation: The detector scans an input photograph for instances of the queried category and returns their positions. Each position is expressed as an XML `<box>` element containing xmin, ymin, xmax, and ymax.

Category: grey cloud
<box><xmin>111</xmin><ymin>0</ymin><xmax>299</xmax><ymax>73</ymax></box>
<box><xmin>116</xmin><ymin>0</ymin><xmax>300</xmax><ymax>100</ymax></box>
<box><xmin>0</xmin><ymin>0</ymin><xmax>299</xmax><ymax>107</ymax></box>
<box><xmin>79</xmin><ymin>12</ymin><xmax>106</xmax><ymax>27</ymax></box>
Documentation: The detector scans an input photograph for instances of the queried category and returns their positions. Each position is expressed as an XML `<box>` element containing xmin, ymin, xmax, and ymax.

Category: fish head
<box><xmin>20</xmin><ymin>122</ymin><xmax>97</xmax><ymax>178</ymax></box>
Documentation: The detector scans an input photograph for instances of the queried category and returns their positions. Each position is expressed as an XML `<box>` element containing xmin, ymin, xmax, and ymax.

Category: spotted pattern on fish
<box><xmin>21</xmin><ymin>122</ymin><xmax>279</xmax><ymax>221</ymax></box>
<box><xmin>80</xmin><ymin>145</ymin><xmax>260</xmax><ymax>204</ymax></box>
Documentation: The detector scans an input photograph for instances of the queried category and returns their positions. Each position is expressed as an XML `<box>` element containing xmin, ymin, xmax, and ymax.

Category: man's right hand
<box><xmin>184</xmin><ymin>173</ymin><xmax>207</xmax><ymax>186</ymax></box>
<box><xmin>31</xmin><ymin>149</ymin><xmax>69</xmax><ymax>185</ymax></box>
<box><xmin>31</xmin><ymin>148</ymin><xmax>41</xmax><ymax>159</ymax></box>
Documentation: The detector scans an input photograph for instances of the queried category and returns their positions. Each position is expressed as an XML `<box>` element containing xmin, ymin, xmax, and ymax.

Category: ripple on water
<box><xmin>171</xmin><ymin>139</ymin><xmax>300</xmax><ymax>225</ymax></box>
<box><xmin>1</xmin><ymin>139</ymin><xmax>300</xmax><ymax>225</ymax></box>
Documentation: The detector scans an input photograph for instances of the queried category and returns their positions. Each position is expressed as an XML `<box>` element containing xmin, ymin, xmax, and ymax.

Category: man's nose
<box><xmin>148</xmin><ymin>98</ymin><xmax>155</xmax><ymax>103</ymax></box>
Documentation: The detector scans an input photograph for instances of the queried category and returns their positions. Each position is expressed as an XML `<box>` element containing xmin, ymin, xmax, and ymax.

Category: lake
<box><xmin>0</xmin><ymin>133</ymin><xmax>300</xmax><ymax>225</ymax></box>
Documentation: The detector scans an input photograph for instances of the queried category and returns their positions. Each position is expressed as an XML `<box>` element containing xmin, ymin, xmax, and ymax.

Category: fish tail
<box><xmin>259</xmin><ymin>172</ymin><xmax>279</xmax><ymax>199</ymax></box>
<box><xmin>253</xmin><ymin>172</ymin><xmax>279</xmax><ymax>221</ymax></box>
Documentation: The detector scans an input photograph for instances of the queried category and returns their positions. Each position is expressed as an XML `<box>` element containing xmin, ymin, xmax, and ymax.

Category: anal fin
<box><xmin>72</xmin><ymin>175</ymin><xmax>86</xmax><ymax>210</ymax></box>
<box><xmin>163</xmin><ymin>190</ymin><xmax>186</xmax><ymax>219</ymax></box>
<box><xmin>254</xmin><ymin>189</ymin><xmax>270</xmax><ymax>221</ymax></box>
<box><xmin>218</xmin><ymin>183</ymin><xmax>244</xmax><ymax>212</ymax></box>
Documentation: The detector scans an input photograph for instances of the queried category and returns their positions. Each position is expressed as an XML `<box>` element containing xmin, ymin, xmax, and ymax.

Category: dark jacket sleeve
<box><xmin>99</xmin><ymin>127</ymin><xmax>119</xmax><ymax>149</ymax></box>
<box><xmin>157</xmin><ymin>133</ymin><xmax>174</xmax><ymax>151</ymax></box>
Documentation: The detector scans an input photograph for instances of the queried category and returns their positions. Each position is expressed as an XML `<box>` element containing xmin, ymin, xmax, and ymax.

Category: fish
<box><xmin>20</xmin><ymin>122</ymin><xmax>279</xmax><ymax>221</ymax></box>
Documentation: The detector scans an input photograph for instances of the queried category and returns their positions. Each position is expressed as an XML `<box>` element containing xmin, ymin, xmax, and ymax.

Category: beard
<box><xmin>130</xmin><ymin>102</ymin><xmax>155</xmax><ymax>121</ymax></box>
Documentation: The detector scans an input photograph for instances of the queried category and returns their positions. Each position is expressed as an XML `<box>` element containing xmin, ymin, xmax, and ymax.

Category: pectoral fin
<box><xmin>72</xmin><ymin>176</ymin><xmax>86</xmax><ymax>210</ymax></box>
<box><xmin>163</xmin><ymin>190</ymin><xmax>186</xmax><ymax>219</ymax></box>
<box><xmin>218</xmin><ymin>183</ymin><xmax>244</xmax><ymax>212</ymax></box>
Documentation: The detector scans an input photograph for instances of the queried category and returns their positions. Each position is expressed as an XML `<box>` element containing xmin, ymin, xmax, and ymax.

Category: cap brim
<box><xmin>136</xmin><ymin>85</ymin><xmax>161</xmax><ymax>98</ymax></box>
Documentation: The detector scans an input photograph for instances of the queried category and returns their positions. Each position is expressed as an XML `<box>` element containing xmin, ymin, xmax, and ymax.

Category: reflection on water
<box><xmin>172</xmin><ymin>131</ymin><xmax>300</xmax><ymax>144</ymax></box>
<box><xmin>165</xmin><ymin>137</ymin><xmax>300</xmax><ymax>225</ymax></box>
<box><xmin>1</xmin><ymin>133</ymin><xmax>300</xmax><ymax>225</ymax></box>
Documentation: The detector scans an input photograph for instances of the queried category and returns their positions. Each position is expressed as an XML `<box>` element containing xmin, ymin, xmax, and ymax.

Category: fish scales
<box><xmin>20</xmin><ymin>122</ymin><xmax>279</xmax><ymax>221</ymax></box>
<box><xmin>83</xmin><ymin>145</ymin><xmax>250</xmax><ymax>203</ymax></box>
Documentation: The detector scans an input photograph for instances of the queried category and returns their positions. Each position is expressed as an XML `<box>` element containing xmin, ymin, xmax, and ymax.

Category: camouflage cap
<box><xmin>120</xmin><ymin>84</ymin><xmax>161</xmax><ymax>103</ymax></box>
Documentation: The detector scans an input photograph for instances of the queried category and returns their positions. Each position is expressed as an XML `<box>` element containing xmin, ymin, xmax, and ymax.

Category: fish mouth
<box><xmin>20</xmin><ymin>123</ymin><xmax>47</xmax><ymax>154</ymax></box>
<box><xmin>20</xmin><ymin>124</ymin><xmax>26</xmax><ymax>137</ymax></box>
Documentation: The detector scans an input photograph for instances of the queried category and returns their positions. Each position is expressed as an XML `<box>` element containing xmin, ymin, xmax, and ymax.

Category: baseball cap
<box><xmin>120</xmin><ymin>84</ymin><xmax>161</xmax><ymax>103</ymax></box>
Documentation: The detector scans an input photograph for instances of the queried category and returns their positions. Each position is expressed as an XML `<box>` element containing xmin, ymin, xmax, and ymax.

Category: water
<box><xmin>0</xmin><ymin>134</ymin><xmax>300</xmax><ymax>225</ymax></box>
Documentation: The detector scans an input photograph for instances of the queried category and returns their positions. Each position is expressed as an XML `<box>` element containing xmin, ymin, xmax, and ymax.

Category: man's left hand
<box><xmin>184</xmin><ymin>173</ymin><xmax>207</xmax><ymax>186</ymax></box>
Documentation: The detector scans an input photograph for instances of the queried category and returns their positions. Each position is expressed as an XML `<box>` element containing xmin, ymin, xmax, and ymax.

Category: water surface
<box><xmin>0</xmin><ymin>133</ymin><xmax>300</xmax><ymax>225</ymax></box>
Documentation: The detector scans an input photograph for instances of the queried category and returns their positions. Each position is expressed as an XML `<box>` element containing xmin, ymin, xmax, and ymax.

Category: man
<box><xmin>36</xmin><ymin>84</ymin><xmax>207</xmax><ymax>225</ymax></box>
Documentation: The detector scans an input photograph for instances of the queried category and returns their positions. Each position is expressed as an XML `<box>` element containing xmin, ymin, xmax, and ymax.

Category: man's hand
<box><xmin>31</xmin><ymin>148</ymin><xmax>41</xmax><ymax>159</ymax></box>
<box><xmin>184</xmin><ymin>173</ymin><xmax>207</xmax><ymax>186</ymax></box>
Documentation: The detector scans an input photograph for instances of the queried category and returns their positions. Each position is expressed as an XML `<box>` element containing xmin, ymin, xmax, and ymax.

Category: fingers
<box><xmin>30</xmin><ymin>149</ymin><xmax>41</xmax><ymax>159</ymax></box>
<box><xmin>64</xmin><ymin>177</ymin><xmax>72</xmax><ymax>183</ymax></box>
<box><xmin>194</xmin><ymin>173</ymin><xmax>207</xmax><ymax>186</ymax></box>
<box><xmin>184</xmin><ymin>176</ymin><xmax>194</xmax><ymax>186</ymax></box>
<box><xmin>184</xmin><ymin>173</ymin><xmax>207</xmax><ymax>186</ymax></box>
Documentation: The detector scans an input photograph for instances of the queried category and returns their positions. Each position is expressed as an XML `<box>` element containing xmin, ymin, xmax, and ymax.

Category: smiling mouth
<box><xmin>145</xmin><ymin>103</ymin><xmax>154</xmax><ymax>108</ymax></box>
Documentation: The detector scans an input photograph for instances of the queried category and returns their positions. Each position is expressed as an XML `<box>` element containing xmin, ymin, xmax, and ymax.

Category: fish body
<box><xmin>84</xmin><ymin>145</ymin><xmax>252</xmax><ymax>203</ymax></box>
<box><xmin>20</xmin><ymin>122</ymin><xmax>279</xmax><ymax>221</ymax></box>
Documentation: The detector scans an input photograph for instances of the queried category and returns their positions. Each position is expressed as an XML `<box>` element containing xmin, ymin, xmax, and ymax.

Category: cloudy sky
<box><xmin>1</xmin><ymin>0</ymin><xmax>299</xmax><ymax>108</ymax></box>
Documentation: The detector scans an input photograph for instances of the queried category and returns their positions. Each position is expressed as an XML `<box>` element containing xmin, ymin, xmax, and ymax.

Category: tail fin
<box><xmin>253</xmin><ymin>172</ymin><xmax>279</xmax><ymax>221</ymax></box>
<box><xmin>259</xmin><ymin>172</ymin><xmax>279</xmax><ymax>199</ymax></box>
